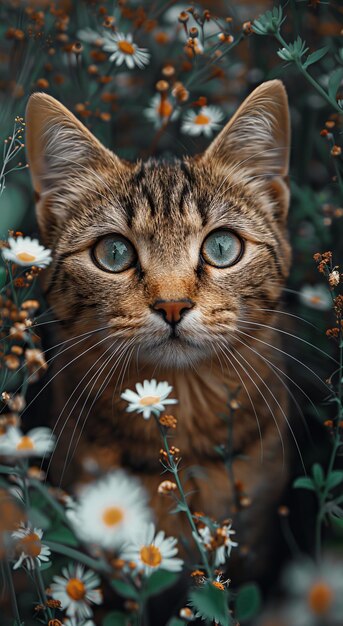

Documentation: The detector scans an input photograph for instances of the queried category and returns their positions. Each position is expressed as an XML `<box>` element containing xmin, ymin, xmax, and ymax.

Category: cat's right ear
<box><xmin>25</xmin><ymin>93</ymin><xmax>125</xmax><ymax>240</ymax></box>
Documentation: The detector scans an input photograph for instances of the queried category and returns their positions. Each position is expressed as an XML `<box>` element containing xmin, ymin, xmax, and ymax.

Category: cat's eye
<box><xmin>92</xmin><ymin>234</ymin><xmax>137</xmax><ymax>273</ymax></box>
<box><xmin>201</xmin><ymin>229</ymin><xmax>243</xmax><ymax>268</ymax></box>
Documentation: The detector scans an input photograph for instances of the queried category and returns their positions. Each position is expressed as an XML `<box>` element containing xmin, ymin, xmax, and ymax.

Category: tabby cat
<box><xmin>26</xmin><ymin>80</ymin><xmax>291</xmax><ymax>578</ymax></box>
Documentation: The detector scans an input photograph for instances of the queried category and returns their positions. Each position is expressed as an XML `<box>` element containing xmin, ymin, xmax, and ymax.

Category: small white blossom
<box><xmin>51</xmin><ymin>563</ymin><xmax>102</xmax><ymax>619</ymax></box>
<box><xmin>103</xmin><ymin>32</ymin><xmax>150</xmax><ymax>69</ymax></box>
<box><xmin>121</xmin><ymin>522</ymin><xmax>183</xmax><ymax>576</ymax></box>
<box><xmin>2</xmin><ymin>236</ymin><xmax>52</xmax><ymax>267</ymax></box>
<box><xmin>181</xmin><ymin>106</ymin><xmax>224</xmax><ymax>137</ymax></box>
<box><xmin>121</xmin><ymin>379</ymin><xmax>178</xmax><ymax>419</ymax></box>
<box><xmin>144</xmin><ymin>94</ymin><xmax>179</xmax><ymax>128</ymax></box>
<box><xmin>76</xmin><ymin>28</ymin><xmax>103</xmax><ymax>45</ymax></box>
<box><xmin>11</xmin><ymin>523</ymin><xmax>51</xmax><ymax>570</ymax></box>
<box><xmin>197</xmin><ymin>521</ymin><xmax>238</xmax><ymax>565</ymax></box>
<box><xmin>299</xmin><ymin>284</ymin><xmax>331</xmax><ymax>310</ymax></box>
<box><xmin>0</xmin><ymin>426</ymin><xmax>55</xmax><ymax>458</ymax></box>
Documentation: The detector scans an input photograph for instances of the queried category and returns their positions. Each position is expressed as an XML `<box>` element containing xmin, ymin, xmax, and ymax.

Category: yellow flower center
<box><xmin>66</xmin><ymin>578</ymin><xmax>86</xmax><ymax>601</ymax></box>
<box><xmin>16</xmin><ymin>436</ymin><xmax>34</xmax><ymax>450</ymax></box>
<box><xmin>309</xmin><ymin>296</ymin><xmax>322</xmax><ymax>305</ymax></box>
<box><xmin>19</xmin><ymin>532</ymin><xmax>41</xmax><ymax>557</ymax></box>
<box><xmin>102</xmin><ymin>506</ymin><xmax>124</xmax><ymax>527</ymax></box>
<box><xmin>194</xmin><ymin>113</ymin><xmax>210</xmax><ymax>126</ymax></box>
<box><xmin>118</xmin><ymin>40</ymin><xmax>135</xmax><ymax>55</ymax></box>
<box><xmin>139</xmin><ymin>395</ymin><xmax>160</xmax><ymax>407</ymax></box>
<box><xmin>157</xmin><ymin>100</ymin><xmax>173</xmax><ymax>118</ymax></box>
<box><xmin>308</xmin><ymin>581</ymin><xmax>334</xmax><ymax>615</ymax></box>
<box><xmin>16</xmin><ymin>252</ymin><xmax>36</xmax><ymax>263</ymax></box>
<box><xmin>140</xmin><ymin>545</ymin><xmax>162</xmax><ymax>567</ymax></box>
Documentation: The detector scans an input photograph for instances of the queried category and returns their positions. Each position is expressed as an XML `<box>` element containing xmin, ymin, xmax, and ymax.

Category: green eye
<box><xmin>201</xmin><ymin>229</ymin><xmax>243</xmax><ymax>268</ymax></box>
<box><xmin>92</xmin><ymin>234</ymin><xmax>137</xmax><ymax>273</ymax></box>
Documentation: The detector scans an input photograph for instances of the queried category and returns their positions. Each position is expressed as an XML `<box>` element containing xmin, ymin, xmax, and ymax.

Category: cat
<box><xmin>25</xmin><ymin>79</ymin><xmax>291</xmax><ymax>580</ymax></box>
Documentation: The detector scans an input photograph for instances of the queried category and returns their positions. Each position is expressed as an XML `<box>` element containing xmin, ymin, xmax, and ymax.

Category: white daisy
<box><xmin>121</xmin><ymin>522</ymin><xmax>183</xmax><ymax>576</ymax></box>
<box><xmin>281</xmin><ymin>556</ymin><xmax>343</xmax><ymax>625</ymax></box>
<box><xmin>0</xmin><ymin>426</ymin><xmax>56</xmax><ymax>458</ymax></box>
<box><xmin>76</xmin><ymin>27</ymin><xmax>103</xmax><ymax>45</ymax></box>
<box><xmin>2</xmin><ymin>236</ymin><xmax>52</xmax><ymax>267</ymax></box>
<box><xmin>50</xmin><ymin>563</ymin><xmax>102</xmax><ymax>619</ymax></box>
<box><xmin>66</xmin><ymin>471</ymin><xmax>152</xmax><ymax>551</ymax></box>
<box><xmin>11</xmin><ymin>523</ymin><xmax>51</xmax><ymax>570</ymax></box>
<box><xmin>121</xmin><ymin>379</ymin><xmax>178</xmax><ymax>419</ymax></box>
<box><xmin>144</xmin><ymin>94</ymin><xmax>179</xmax><ymax>128</ymax></box>
<box><xmin>102</xmin><ymin>32</ymin><xmax>150</xmax><ymax>69</ymax></box>
<box><xmin>181</xmin><ymin>106</ymin><xmax>224</xmax><ymax>137</ymax></box>
<box><xmin>299</xmin><ymin>284</ymin><xmax>332</xmax><ymax>310</ymax></box>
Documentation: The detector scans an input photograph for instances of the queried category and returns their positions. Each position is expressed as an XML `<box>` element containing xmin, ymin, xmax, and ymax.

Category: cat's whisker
<box><xmin>62</xmin><ymin>339</ymin><xmax>136</xmax><ymax>482</ymax></box>
<box><xmin>57</xmin><ymin>340</ymin><xmax>130</xmax><ymax>485</ymax></box>
<box><xmin>216</xmin><ymin>341</ymin><xmax>264</xmax><ymax>463</ymax></box>
<box><xmin>43</xmin><ymin>338</ymin><xmax>119</xmax><ymax>474</ymax></box>
<box><xmin>229</xmin><ymin>337</ymin><xmax>306</xmax><ymax>473</ymax></box>
<box><xmin>237</xmin><ymin>318</ymin><xmax>338</xmax><ymax>364</ymax></box>
<box><xmin>0</xmin><ymin>324</ymin><xmax>111</xmax><ymax>412</ymax></box>
<box><xmin>21</xmin><ymin>332</ymin><xmax>112</xmax><ymax>418</ymax></box>
<box><xmin>248</xmin><ymin>307</ymin><xmax>320</xmax><ymax>330</ymax></box>
<box><xmin>231</xmin><ymin>331</ymin><xmax>320</xmax><ymax>422</ymax></box>
<box><xmin>218</xmin><ymin>338</ymin><xmax>287</xmax><ymax>469</ymax></box>
<box><xmin>235</xmin><ymin>327</ymin><xmax>332</xmax><ymax>393</ymax></box>
<box><xmin>227</xmin><ymin>338</ymin><xmax>305</xmax><ymax>473</ymax></box>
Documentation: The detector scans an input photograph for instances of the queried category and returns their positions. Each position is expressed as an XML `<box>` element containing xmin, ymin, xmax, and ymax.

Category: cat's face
<box><xmin>26</xmin><ymin>81</ymin><xmax>291</xmax><ymax>368</ymax></box>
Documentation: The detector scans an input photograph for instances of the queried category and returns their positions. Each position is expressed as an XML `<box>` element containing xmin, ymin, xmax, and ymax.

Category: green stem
<box><xmin>156</xmin><ymin>420</ymin><xmax>212</xmax><ymax>578</ymax></box>
<box><xmin>275</xmin><ymin>32</ymin><xmax>342</xmax><ymax>113</ymax></box>
<box><xmin>45</xmin><ymin>540</ymin><xmax>112</xmax><ymax>574</ymax></box>
<box><xmin>4</xmin><ymin>558</ymin><xmax>22</xmax><ymax>626</ymax></box>
<box><xmin>29</xmin><ymin>477</ymin><xmax>68</xmax><ymax>522</ymax></box>
<box><xmin>315</xmin><ymin>305</ymin><xmax>342</xmax><ymax>561</ymax></box>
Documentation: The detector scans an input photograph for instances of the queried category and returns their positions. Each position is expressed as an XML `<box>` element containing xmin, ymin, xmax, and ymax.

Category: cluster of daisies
<box><xmin>76</xmin><ymin>25</ymin><xmax>226</xmax><ymax>137</ymax></box>
<box><xmin>8</xmin><ymin>471</ymin><xmax>183</xmax><ymax>621</ymax></box>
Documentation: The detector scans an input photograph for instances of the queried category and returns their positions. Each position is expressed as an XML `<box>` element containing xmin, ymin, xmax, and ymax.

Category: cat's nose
<box><xmin>152</xmin><ymin>299</ymin><xmax>194</xmax><ymax>325</ymax></box>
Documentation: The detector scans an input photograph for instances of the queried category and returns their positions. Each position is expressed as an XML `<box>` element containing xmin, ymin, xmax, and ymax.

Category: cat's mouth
<box><xmin>137</xmin><ymin>329</ymin><xmax>213</xmax><ymax>368</ymax></box>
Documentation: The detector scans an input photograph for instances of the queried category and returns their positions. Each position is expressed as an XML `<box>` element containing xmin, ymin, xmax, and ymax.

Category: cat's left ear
<box><xmin>202</xmin><ymin>80</ymin><xmax>290</xmax><ymax>218</ymax></box>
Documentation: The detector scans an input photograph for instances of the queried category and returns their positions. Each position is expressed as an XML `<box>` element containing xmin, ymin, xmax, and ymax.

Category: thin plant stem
<box><xmin>45</xmin><ymin>540</ymin><xmax>112</xmax><ymax>574</ymax></box>
<box><xmin>4</xmin><ymin>558</ymin><xmax>22</xmax><ymax>626</ymax></box>
<box><xmin>275</xmin><ymin>32</ymin><xmax>342</xmax><ymax>113</ymax></box>
<box><xmin>155</xmin><ymin>417</ymin><xmax>212</xmax><ymax>578</ymax></box>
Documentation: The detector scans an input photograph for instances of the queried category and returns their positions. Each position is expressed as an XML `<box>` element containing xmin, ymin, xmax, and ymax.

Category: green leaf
<box><xmin>111</xmin><ymin>579</ymin><xmax>139</xmax><ymax>600</ymax></box>
<box><xmin>189</xmin><ymin>583</ymin><xmax>231</xmax><ymax>626</ymax></box>
<box><xmin>0</xmin><ymin>265</ymin><xmax>6</xmax><ymax>291</ymax></box>
<box><xmin>235</xmin><ymin>583</ymin><xmax>262</xmax><ymax>622</ymax></box>
<box><xmin>28</xmin><ymin>507</ymin><xmax>51</xmax><ymax>530</ymax></box>
<box><xmin>327</xmin><ymin>471</ymin><xmax>343</xmax><ymax>490</ymax></box>
<box><xmin>303</xmin><ymin>47</ymin><xmax>329</xmax><ymax>69</ymax></box>
<box><xmin>39</xmin><ymin>561</ymin><xmax>52</xmax><ymax>572</ymax></box>
<box><xmin>328</xmin><ymin>68</ymin><xmax>343</xmax><ymax>101</ymax></box>
<box><xmin>329</xmin><ymin>513</ymin><xmax>343</xmax><ymax>535</ymax></box>
<box><xmin>166</xmin><ymin>619</ymin><xmax>184</xmax><ymax>626</ymax></box>
<box><xmin>103</xmin><ymin>611</ymin><xmax>128</xmax><ymax>626</ymax></box>
<box><xmin>312</xmin><ymin>464</ymin><xmax>324</xmax><ymax>487</ymax></box>
<box><xmin>45</xmin><ymin>524</ymin><xmax>79</xmax><ymax>547</ymax></box>
<box><xmin>293</xmin><ymin>477</ymin><xmax>316</xmax><ymax>491</ymax></box>
<box><xmin>143</xmin><ymin>570</ymin><xmax>180</xmax><ymax>598</ymax></box>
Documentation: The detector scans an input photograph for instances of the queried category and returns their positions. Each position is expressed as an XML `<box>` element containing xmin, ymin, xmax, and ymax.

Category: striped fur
<box><xmin>26</xmin><ymin>81</ymin><xmax>292</xmax><ymax>577</ymax></box>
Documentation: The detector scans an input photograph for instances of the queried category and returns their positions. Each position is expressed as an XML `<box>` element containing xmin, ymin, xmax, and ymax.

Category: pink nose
<box><xmin>152</xmin><ymin>299</ymin><xmax>194</xmax><ymax>325</ymax></box>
